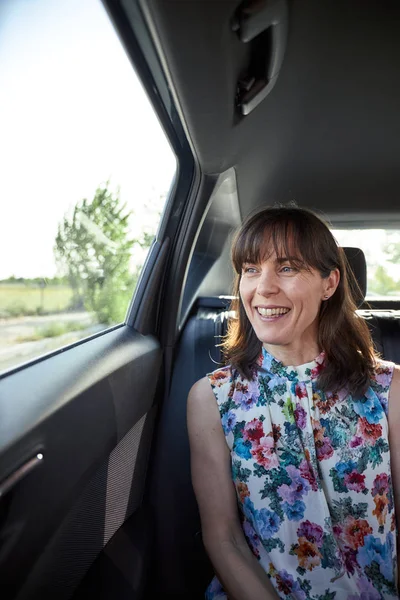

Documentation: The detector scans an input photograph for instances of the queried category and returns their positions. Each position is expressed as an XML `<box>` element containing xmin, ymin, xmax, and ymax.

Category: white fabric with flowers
<box><xmin>205</xmin><ymin>348</ymin><xmax>398</xmax><ymax>600</ymax></box>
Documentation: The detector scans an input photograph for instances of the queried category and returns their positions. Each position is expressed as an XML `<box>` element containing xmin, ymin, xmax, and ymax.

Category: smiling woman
<box><xmin>225</xmin><ymin>207</ymin><xmax>374</xmax><ymax>396</ymax></box>
<box><xmin>187</xmin><ymin>206</ymin><xmax>400</xmax><ymax>600</ymax></box>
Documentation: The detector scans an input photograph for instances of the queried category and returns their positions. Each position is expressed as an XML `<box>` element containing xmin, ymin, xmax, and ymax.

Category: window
<box><xmin>332</xmin><ymin>229</ymin><xmax>400</xmax><ymax>300</ymax></box>
<box><xmin>0</xmin><ymin>0</ymin><xmax>176</xmax><ymax>374</ymax></box>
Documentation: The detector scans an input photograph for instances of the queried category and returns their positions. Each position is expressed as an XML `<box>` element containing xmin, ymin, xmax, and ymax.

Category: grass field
<box><xmin>0</xmin><ymin>283</ymin><xmax>74</xmax><ymax>317</ymax></box>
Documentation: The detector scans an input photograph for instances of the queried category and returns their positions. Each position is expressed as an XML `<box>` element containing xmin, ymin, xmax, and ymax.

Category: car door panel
<box><xmin>0</xmin><ymin>0</ymin><xmax>198</xmax><ymax>594</ymax></box>
<box><xmin>0</xmin><ymin>328</ymin><xmax>161</xmax><ymax>599</ymax></box>
<box><xmin>73</xmin><ymin>504</ymin><xmax>154</xmax><ymax>600</ymax></box>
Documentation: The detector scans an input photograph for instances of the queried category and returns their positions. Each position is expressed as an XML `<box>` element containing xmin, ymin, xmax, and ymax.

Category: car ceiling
<box><xmin>146</xmin><ymin>0</ymin><xmax>400</xmax><ymax>221</ymax></box>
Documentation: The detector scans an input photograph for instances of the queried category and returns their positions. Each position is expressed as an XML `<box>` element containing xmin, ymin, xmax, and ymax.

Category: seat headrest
<box><xmin>342</xmin><ymin>247</ymin><xmax>366</xmax><ymax>308</ymax></box>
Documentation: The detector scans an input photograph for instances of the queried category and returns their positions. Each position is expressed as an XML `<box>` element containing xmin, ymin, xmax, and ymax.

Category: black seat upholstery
<box><xmin>360</xmin><ymin>310</ymin><xmax>400</xmax><ymax>364</ymax></box>
<box><xmin>343</xmin><ymin>247</ymin><xmax>400</xmax><ymax>361</ymax></box>
<box><xmin>147</xmin><ymin>303</ymin><xmax>228</xmax><ymax>598</ymax></box>
<box><xmin>343</xmin><ymin>246</ymin><xmax>367</xmax><ymax>308</ymax></box>
<box><xmin>147</xmin><ymin>247</ymin><xmax>400</xmax><ymax>598</ymax></box>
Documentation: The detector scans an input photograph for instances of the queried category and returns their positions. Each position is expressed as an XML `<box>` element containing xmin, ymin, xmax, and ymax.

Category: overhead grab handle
<box><xmin>233</xmin><ymin>0</ymin><xmax>288</xmax><ymax>116</ymax></box>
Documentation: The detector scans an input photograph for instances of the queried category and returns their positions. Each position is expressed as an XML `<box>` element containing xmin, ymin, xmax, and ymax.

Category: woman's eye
<box><xmin>280</xmin><ymin>265</ymin><xmax>296</xmax><ymax>273</ymax></box>
<box><xmin>243</xmin><ymin>266</ymin><xmax>257</xmax><ymax>274</ymax></box>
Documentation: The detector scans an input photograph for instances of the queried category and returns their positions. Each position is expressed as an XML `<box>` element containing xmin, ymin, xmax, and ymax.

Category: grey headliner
<box><xmin>147</xmin><ymin>0</ymin><xmax>400</xmax><ymax>219</ymax></box>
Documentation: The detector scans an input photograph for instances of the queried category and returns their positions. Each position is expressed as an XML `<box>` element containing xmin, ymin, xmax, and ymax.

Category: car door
<box><xmin>0</xmin><ymin>0</ymin><xmax>195</xmax><ymax>598</ymax></box>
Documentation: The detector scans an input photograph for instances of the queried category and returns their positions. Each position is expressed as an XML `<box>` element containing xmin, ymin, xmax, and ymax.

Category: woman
<box><xmin>187</xmin><ymin>206</ymin><xmax>400</xmax><ymax>600</ymax></box>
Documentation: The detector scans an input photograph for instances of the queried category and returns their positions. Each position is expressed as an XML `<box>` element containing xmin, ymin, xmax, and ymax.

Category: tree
<box><xmin>383</xmin><ymin>237</ymin><xmax>400</xmax><ymax>264</ymax></box>
<box><xmin>368</xmin><ymin>266</ymin><xmax>399</xmax><ymax>296</ymax></box>
<box><xmin>55</xmin><ymin>182</ymin><xmax>138</xmax><ymax>324</ymax></box>
<box><xmin>370</xmin><ymin>236</ymin><xmax>400</xmax><ymax>296</ymax></box>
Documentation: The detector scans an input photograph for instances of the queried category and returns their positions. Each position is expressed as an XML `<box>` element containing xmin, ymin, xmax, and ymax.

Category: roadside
<box><xmin>0</xmin><ymin>311</ymin><xmax>104</xmax><ymax>373</ymax></box>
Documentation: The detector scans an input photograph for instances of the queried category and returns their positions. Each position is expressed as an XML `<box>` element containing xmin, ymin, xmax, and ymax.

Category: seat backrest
<box><xmin>147</xmin><ymin>299</ymin><xmax>228</xmax><ymax>598</ymax></box>
<box><xmin>359</xmin><ymin>310</ymin><xmax>400</xmax><ymax>364</ymax></box>
<box><xmin>343</xmin><ymin>246</ymin><xmax>367</xmax><ymax>307</ymax></box>
<box><xmin>340</xmin><ymin>247</ymin><xmax>400</xmax><ymax>361</ymax></box>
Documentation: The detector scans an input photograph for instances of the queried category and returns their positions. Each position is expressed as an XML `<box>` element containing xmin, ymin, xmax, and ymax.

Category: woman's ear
<box><xmin>322</xmin><ymin>268</ymin><xmax>340</xmax><ymax>300</ymax></box>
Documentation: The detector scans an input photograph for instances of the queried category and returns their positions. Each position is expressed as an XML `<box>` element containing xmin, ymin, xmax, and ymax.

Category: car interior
<box><xmin>1</xmin><ymin>0</ymin><xmax>400</xmax><ymax>599</ymax></box>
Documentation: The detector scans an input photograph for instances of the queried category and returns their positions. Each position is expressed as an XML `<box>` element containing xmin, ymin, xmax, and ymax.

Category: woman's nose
<box><xmin>256</xmin><ymin>269</ymin><xmax>279</xmax><ymax>296</ymax></box>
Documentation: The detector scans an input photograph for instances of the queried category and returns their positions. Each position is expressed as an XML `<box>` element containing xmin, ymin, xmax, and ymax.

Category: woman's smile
<box><xmin>254</xmin><ymin>305</ymin><xmax>291</xmax><ymax>322</ymax></box>
<box><xmin>239</xmin><ymin>251</ymin><xmax>339</xmax><ymax>365</ymax></box>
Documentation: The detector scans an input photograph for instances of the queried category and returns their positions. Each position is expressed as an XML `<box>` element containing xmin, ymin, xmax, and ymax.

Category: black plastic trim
<box><xmin>100</xmin><ymin>0</ymin><xmax>196</xmax><ymax>335</ymax></box>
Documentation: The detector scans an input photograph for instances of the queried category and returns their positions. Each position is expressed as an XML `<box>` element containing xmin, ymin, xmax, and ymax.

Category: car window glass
<box><xmin>332</xmin><ymin>229</ymin><xmax>400</xmax><ymax>300</ymax></box>
<box><xmin>0</xmin><ymin>0</ymin><xmax>176</xmax><ymax>375</ymax></box>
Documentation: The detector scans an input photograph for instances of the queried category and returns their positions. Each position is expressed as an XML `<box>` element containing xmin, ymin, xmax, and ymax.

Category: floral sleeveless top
<box><xmin>205</xmin><ymin>349</ymin><xmax>398</xmax><ymax>600</ymax></box>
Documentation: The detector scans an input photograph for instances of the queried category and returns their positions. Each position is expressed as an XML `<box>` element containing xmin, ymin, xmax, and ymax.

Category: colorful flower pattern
<box><xmin>205</xmin><ymin>350</ymin><xmax>398</xmax><ymax>599</ymax></box>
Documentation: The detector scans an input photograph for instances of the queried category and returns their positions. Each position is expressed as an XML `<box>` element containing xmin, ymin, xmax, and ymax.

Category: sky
<box><xmin>0</xmin><ymin>0</ymin><xmax>176</xmax><ymax>279</ymax></box>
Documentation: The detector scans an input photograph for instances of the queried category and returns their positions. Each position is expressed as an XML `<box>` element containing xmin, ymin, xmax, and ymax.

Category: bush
<box><xmin>4</xmin><ymin>304</ymin><xmax>36</xmax><ymax>318</ymax></box>
<box><xmin>41</xmin><ymin>321</ymin><xmax>87</xmax><ymax>338</ymax></box>
<box><xmin>86</xmin><ymin>276</ymin><xmax>138</xmax><ymax>325</ymax></box>
<box><xmin>17</xmin><ymin>321</ymin><xmax>88</xmax><ymax>343</ymax></box>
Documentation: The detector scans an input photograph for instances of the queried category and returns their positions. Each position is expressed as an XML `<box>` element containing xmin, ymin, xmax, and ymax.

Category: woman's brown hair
<box><xmin>222</xmin><ymin>206</ymin><xmax>376</xmax><ymax>398</ymax></box>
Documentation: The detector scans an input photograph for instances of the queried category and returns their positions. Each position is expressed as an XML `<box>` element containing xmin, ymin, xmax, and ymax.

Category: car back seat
<box><xmin>148</xmin><ymin>299</ymin><xmax>230</xmax><ymax>598</ymax></box>
<box><xmin>147</xmin><ymin>247</ymin><xmax>400</xmax><ymax>599</ymax></box>
<box><xmin>358</xmin><ymin>310</ymin><xmax>400</xmax><ymax>364</ymax></box>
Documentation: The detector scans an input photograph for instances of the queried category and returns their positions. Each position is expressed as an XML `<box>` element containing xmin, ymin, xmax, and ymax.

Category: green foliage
<box><xmin>299</xmin><ymin>579</ymin><xmax>312</xmax><ymax>595</ymax></box>
<box><xmin>368</xmin><ymin>266</ymin><xmax>399</xmax><ymax>295</ymax></box>
<box><xmin>367</xmin><ymin>235</ymin><xmax>400</xmax><ymax>295</ymax></box>
<box><xmin>329</xmin><ymin>497</ymin><xmax>368</xmax><ymax>524</ymax></box>
<box><xmin>54</xmin><ymin>182</ymin><xmax>148</xmax><ymax>324</ymax></box>
<box><xmin>258</xmin><ymin>376</ymin><xmax>283</xmax><ymax>405</ymax></box>
<box><xmin>383</xmin><ymin>238</ymin><xmax>400</xmax><ymax>264</ymax></box>
<box><xmin>0</xmin><ymin>276</ymin><xmax>67</xmax><ymax>285</ymax></box>
<box><xmin>329</xmin><ymin>468</ymin><xmax>347</xmax><ymax>493</ymax></box>
<box><xmin>282</xmin><ymin>397</ymin><xmax>295</xmax><ymax>423</ymax></box>
<box><xmin>261</xmin><ymin>537</ymin><xmax>284</xmax><ymax>553</ymax></box>
<box><xmin>260</xmin><ymin>468</ymin><xmax>291</xmax><ymax>500</ymax></box>
<box><xmin>17</xmin><ymin>321</ymin><xmax>87</xmax><ymax>342</ymax></box>
<box><xmin>279</xmin><ymin>447</ymin><xmax>302</xmax><ymax>468</ymax></box>
<box><xmin>253</xmin><ymin>464</ymin><xmax>268</xmax><ymax>478</ymax></box>
<box><xmin>320</xmin><ymin>533</ymin><xmax>342</xmax><ymax>571</ymax></box>
<box><xmin>232</xmin><ymin>459</ymin><xmax>251</xmax><ymax>483</ymax></box>
<box><xmin>268</xmin><ymin>492</ymin><xmax>285</xmax><ymax>521</ymax></box>
<box><xmin>0</xmin><ymin>284</ymin><xmax>73</xmax><ymax>317</ymax></box>
<box><xmin>364</xmin><ymin>562</ymin><xmax>398</xmax><ymax>596</ymax></box>
<box><xmin>316</xmin><ymin>591</ymin><xmax>336</xmax><ymax>600</ymax></box>
<box><xmin>219</xmin><ymin>397</ymin><xmax>238</xmax><ymax>416</ymax></box>
<box><xmin>369</xmin><ymin>438</ymin><xmax>390</xmax><ymax>468</ymax></box>
<box><xmin>260</xmin><ymin>467</ymin><xmax>290</xmax><ymax>520</ymax></box>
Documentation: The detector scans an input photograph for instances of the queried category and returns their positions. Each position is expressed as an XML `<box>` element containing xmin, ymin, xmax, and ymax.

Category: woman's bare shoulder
<box><xmin>189</xmin><ymin>376</ymin><xmax>213</xmax><ymax>397</ymax></box>
<box><xmin>187</xmin><ymin>377</ymin><xmax>219</xmax><ymax>426</ymax></box>
<box><xmin>389</xmin><ymin>364</ymin><xmax>400</xmax><ymax>401</ymax></box>
<box><xmin>189</xmin><ymin>365</ymin><xmax>233</xmax><ymax>401</ymax></box>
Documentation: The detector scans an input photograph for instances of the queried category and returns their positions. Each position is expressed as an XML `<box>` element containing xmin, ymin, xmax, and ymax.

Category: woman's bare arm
<box><xmin>388</xmin><ymin>366</ymin><xmax>400</xmax><ymax>590</ymax></box>
<box><xmin>187</xmin><ymin>377</ymin><xmax>279</xmax><ymax>600</ymax></box>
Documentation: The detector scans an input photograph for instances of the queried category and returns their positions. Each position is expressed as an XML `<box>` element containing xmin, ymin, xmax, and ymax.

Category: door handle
<box><xmin>0</xmin><ymin>453</ymin><xmax>44</xmax><ymax>498</ymax></box>
<box><xmin>233</xmin><ymin>0</ymin><xmax>288</xmax><ymax>115</ymax></box>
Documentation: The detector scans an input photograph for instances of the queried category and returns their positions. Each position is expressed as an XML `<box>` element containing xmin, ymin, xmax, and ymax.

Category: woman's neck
<box><xmin>263</xmin><ymin>340</ymin><xmax>321</xmax><ymax>367</ymax></box>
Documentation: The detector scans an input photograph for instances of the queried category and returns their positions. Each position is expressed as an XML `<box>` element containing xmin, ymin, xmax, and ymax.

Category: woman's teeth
<box><xmin>257</xmin><ymin>307</ymin><xmax>290</xmax><ymax>317</ymax></box>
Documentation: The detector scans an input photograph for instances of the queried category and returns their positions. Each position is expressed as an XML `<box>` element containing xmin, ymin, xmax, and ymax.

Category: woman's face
<box><xmin>239</xmin><ymin>250</ymin><xmax>339</xmax><ymax>357</ymax></box>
